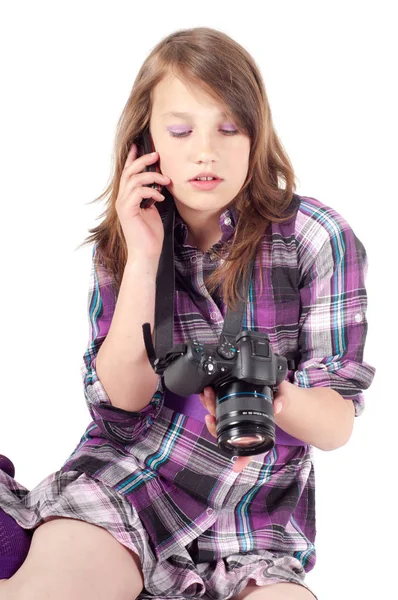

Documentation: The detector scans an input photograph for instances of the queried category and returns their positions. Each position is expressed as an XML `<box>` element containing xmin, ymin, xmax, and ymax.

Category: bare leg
<box><xmin>232</xmin><ymin>579</ymin><xmax>317</xmax><ymax>599</ymax></box>
<box><xmin>0</xmin><ymin>516</ymin><xmax>144</xmax><ymax>600</ymax></box>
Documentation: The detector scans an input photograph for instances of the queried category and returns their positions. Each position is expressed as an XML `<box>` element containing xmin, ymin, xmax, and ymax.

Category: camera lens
<box><xmin>226</xmin><ymin>434</ymin><xmax>265</xmax><ymax>448</ymax></box>
<box><xmin>216</xmin><ymin>380</ymin><xmax>275</xmax><ymax>456</ymax></box>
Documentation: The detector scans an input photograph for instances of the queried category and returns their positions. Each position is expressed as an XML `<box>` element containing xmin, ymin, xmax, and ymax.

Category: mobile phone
<box><xmin>135</xmin><ymin>127</ymin><xmax>164</xmax><ymax>209</ymax></box>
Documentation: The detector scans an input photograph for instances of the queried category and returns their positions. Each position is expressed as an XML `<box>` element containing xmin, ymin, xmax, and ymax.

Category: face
<box><xmin>149</xmin><ymin>72</ymin><xmax>251</xmax><ymax>220</ymax></box>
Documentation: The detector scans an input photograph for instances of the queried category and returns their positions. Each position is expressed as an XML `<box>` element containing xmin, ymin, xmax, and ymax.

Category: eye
<box><xmin>169</xmin><ymin>129</ymin><xmax>239</xmax><ymax>138</ymax></box>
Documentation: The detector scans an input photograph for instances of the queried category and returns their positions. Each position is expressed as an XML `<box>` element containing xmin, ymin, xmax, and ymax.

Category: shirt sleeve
<box><xmin>293</xmin><ymin>198</ymin><xmax>376</xmax><ymax>417</ymax></box>
<box><xmin>80</xmin><ymin>243</ymin><xmax>164</xmax><ymax>445</ymax></box>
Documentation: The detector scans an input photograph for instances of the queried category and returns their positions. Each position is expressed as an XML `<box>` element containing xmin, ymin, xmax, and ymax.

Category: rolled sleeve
<box><xmin>293</xmin><ymin>199</ymin><xmax>376</xmax><ymax>417</ymax></box>
<box><xmin>81</xmin><ymin>244</ymin><xmax>164</xmax><ymax>444</ymax></box>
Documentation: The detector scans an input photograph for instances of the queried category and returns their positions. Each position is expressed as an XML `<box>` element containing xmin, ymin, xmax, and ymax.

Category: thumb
<box><xmin>205</xmin><ymin>414</ymin><xmax>217</xmax><ymax>438</ymax></box>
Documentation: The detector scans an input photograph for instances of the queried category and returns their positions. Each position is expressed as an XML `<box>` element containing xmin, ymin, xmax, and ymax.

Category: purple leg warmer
<box><xmin>0</xmin><ymin>455</ymin><xmax>33</xmax><ymax>579</ymax></box>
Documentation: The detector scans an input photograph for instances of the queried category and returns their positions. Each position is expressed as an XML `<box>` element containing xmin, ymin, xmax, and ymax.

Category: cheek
<box><xmin>158</xmin><ymin>154</ymin><xmax>175</xmax><ymax>177</ymax></box>
<box><xmin>161</xmin><ymin>165</ymin><xmax>183</xmax><ymax>182</ymax></box>
<box><xmin>231</xmin><ymin>141</ymin><xmax>250</xmax><ymax>165</ymax></box>
<box><xmin>231</xmin><ymin>148</ymin><xmax>250</xmax><ymax>181</ymax></box>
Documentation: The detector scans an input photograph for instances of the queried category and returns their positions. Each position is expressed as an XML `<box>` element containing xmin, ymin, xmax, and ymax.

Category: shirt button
<box><xmin>190</xmin><ymin>255</ymin><xmax>197</xmax><ymax>263</ymax></box>
<box><xmin>210</xmin><ymin>312</ymin><xmax>218</xmax><ymax>320</ymax></box>
<box><xmin>206</xmin><ymin>508</ymin><xmax>213</xmax><ymax>516</ymax></box>
<box><xmin>224</xmin><ymin>217</ymin><xmax>232</xmax><ymax>226</ymax></box>
<box><xmin>354</xmin><ymin>313</ymin><xmax>363</xmax><ymax>323</ymax></box>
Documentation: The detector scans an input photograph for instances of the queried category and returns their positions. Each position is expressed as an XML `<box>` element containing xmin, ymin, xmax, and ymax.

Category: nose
<box><xmin>193</xmin><ymin>131</ymin><xmax>218</xmax><ymax>164</ymax></box>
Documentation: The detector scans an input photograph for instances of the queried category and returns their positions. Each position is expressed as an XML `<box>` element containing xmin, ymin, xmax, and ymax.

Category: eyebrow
<box><xmin>161</xmin><ymin>110</ymin><xmax>230</xmax><ymax>119</ymax></box>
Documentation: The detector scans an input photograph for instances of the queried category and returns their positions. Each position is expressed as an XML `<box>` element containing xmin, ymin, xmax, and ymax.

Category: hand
<box><xmin>199</xmin><ymin>383</ymin><xmax>291</xmax><ymax>473</ymax></box>
<box><xmin>198</xmin><ymin>386</ymin><xmax>254</xmax><ymax>473</ymax></box>
<box><xmin>115</xmin><ymin>144</ymin><xmax>172</xmax><ymax>261</ymax></box>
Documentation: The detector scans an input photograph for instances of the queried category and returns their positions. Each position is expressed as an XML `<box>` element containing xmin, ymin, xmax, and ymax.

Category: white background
<box><xmin>0</xmin><ymin>1</ymin><xmax>396</xmax><ymax>598</ymax></box>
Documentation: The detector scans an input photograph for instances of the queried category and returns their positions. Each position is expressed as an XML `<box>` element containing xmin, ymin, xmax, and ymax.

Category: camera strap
<box><xmin>153</xmin><ymin>192</ymin><xmax>177</xmax><ymax>360</ymax></box>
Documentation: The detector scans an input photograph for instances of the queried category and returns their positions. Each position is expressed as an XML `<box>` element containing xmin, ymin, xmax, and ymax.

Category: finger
<box><xmin>205</xmin><ymin>414</ymin><xmax>217</xmax><ymax>438</ymax></box>
<box><xmin>198</xmin><ymin>392</ymin><xmax>206</xmax><ymax>409</ymax></box>
<box><xmin>128</xmin><ymin>171</ymin><xmax>170</xmax><ymax>187</ymax></box>
<box><xmin>204</xmin><ymin>388</ymin><xmax>216</xmax><ymax>417</ymax></box>
<box><xmin>199</xmin><ymin>387</ymin><xmax>213</xmax><ymax>413</ymax></box>
<box><xmin>203</xmin><ymin>386</ymin><xmax>214</xmax><ymax>395</ymax></box>
<box><xmin>124</xmin><ymin>142</ymin><xmax>138</xmax><ymax>167</ymax></box>
<box><xmin>123</xmin><ymin>148</ymin><xmax>159</xmax><ymax>178</ymax></box>
<box><xmin>133</xmin><ymin>150</ymin><xmax>159</xmax><ymax>173</ymax></box>
<box><xmin>232</xmin><ymin>456</ymin><xmax>252</xmax><ymax>473</ymax></box>
<box><xmin>117</xmin><ymin>184</ymin><xmax>165</xmax><ymax>210</ymax></box>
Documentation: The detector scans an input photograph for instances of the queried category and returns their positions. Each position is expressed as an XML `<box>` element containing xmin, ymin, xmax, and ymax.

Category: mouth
<box><xmin>189</xmin><ymin>173</ymin><xmax>223</xmax><ymax>182</ymax></box>
<box><xmin>189</xmin><ymin>178</ymin><xmax>223</xmax><ymax>191</ymax></box>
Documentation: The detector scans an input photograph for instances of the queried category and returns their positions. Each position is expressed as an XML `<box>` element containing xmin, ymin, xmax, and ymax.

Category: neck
<box><xmin>186</xmin><ymin>227</ymin><xmax>222</xmax><ymax>254</ymax></box>
<box><xmin>176</xmin><ymin>202</ymin><xmax>223</xmax><ymax>253</ymax></box>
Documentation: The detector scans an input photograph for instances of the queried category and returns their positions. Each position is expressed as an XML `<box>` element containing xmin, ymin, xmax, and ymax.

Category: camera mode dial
<box><xmin>217</xmin><ymin>336</ymin><xmax>238</xmax><ymax>360</ymax></box>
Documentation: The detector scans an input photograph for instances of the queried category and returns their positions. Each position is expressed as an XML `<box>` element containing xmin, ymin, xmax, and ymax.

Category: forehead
<box><xmin>151</xmin><ymin>72</ymin><xmax>230</xmax><ymax>118</ymax></box>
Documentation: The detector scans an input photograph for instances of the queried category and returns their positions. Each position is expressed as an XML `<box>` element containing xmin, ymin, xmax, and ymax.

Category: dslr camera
<box><xmin>143</xmin><ymin>325</ymin><xmax>290</xmax><ymax>457</ymax></box>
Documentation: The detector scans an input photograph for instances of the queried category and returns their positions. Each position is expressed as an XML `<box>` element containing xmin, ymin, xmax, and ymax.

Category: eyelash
<box><xmin>169</xmin><ymin>129</ymin><xmax>239</xmax><ymax>138</ymax></box>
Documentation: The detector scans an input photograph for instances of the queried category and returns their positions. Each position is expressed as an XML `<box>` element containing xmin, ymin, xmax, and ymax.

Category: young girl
<box><xmin>0</xmin><ymin>27</ymin><xmax>375</xmax><ymax>600</ymax></box>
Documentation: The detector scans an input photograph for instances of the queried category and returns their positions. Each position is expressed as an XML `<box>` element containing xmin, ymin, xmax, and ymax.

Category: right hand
<box><xmin>199</xmin><ymin>387</ymin><xmax>254</xmax><ymax>473</ymax></box>
<box><xmin>116</xmin><ymin>143</ymin><xmax>171</xmax><ymax>262</ymax></box>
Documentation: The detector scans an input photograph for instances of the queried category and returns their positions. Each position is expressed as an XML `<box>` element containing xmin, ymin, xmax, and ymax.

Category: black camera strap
<box><xmin>153</xmin><ymin>193</ymin><xmax>176</xmax><ymax>360</ymax></box>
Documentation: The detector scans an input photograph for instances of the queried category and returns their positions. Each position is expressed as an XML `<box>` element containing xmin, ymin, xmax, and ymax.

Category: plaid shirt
<box><xmin>63</xmin><ymin>193</ymin><xmax>375</xmax><ymax>575</ymax></box>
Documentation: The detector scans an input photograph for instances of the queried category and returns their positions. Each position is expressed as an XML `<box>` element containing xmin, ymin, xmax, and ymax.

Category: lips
<box><xmin>190</xmin><ymin>172</ymin><xmax>222</xmax><ymax>181</ymax></box>
<box><xmin>189</xmin><ymin>178</ymin><xmax>222</xmax><ymax>191</ymax></box>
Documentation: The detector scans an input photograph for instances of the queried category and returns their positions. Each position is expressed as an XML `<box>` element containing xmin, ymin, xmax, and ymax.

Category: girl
<box><xmin>0</xmin><ymin>27</ymin><xmax>375</xmax><ymax>600</ymax></box>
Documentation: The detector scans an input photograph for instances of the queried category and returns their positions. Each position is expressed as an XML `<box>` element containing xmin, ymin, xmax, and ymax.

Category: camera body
<box><xmin>156</xmin><ymin>329</ymin><xmax>289</xmax><ymax>456</ymax></box>
<box><xmin>161</xmin><ymin>329</ymin><xmax>287</xmax><ymax>395</ymax></box>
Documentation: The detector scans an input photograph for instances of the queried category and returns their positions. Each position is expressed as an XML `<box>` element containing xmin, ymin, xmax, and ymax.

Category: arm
<box><xmin>272</xmin><ymin>381</ymin><xmax>355</xmax><ymax>451</ymax></box>
<box><xmin>276</xmin><ymin>198</ymin><xmax>376</xmax><ymax>450</ymax></box>
<box><xmin>95</xmin><ymin>257</ymin><xmax>160</xmax><ymax>412</ymax></box>
<box><xmin>81</xmin><ymin>244</ymin><xmax>165</xmax><ymax>444</ymax></box>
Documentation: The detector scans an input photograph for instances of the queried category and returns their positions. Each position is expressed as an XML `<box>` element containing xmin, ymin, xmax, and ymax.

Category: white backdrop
<box><xmin>0</xmin><ymin>1</ymin><xmax>395</xmax><ymax>598</ymax></box>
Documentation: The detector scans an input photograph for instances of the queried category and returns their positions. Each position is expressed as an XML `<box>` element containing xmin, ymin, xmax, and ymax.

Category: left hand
<box><xmin>198</xmin><ymin>383</ymin><xmax>288</xmax><ymax>473</ymax></box>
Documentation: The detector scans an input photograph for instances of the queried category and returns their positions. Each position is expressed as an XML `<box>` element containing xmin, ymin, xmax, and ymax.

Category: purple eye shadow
<box><xmin>167</xmin><ymin>127</ymin><xmax>188</xmax><ymax>133</ymax></box>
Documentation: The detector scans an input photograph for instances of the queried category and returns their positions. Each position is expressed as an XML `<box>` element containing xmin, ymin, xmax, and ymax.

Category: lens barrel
<box><xmin>215</xmin><ymin>380</ymin><xmax>275</xmax><ymax>456</ymax></box>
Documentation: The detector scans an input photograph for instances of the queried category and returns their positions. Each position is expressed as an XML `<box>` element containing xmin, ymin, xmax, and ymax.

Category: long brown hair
<box><xmin>77</xmin><ymin>27</ymin><xmax>298</xmax><ymax>310</ymax></box>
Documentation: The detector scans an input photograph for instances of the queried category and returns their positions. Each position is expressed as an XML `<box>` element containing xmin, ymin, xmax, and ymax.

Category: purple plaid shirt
<box><xmin>64</xmin><ymin>193</ymin><xmax>375</xmax><ymax>572</ymax></box>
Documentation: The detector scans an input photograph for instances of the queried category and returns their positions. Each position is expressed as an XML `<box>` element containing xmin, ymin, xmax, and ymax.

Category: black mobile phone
<box><xmin>135</xmin><ymin>127</ymin><xmax>164</xmax><ymax>209</ymax></box>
